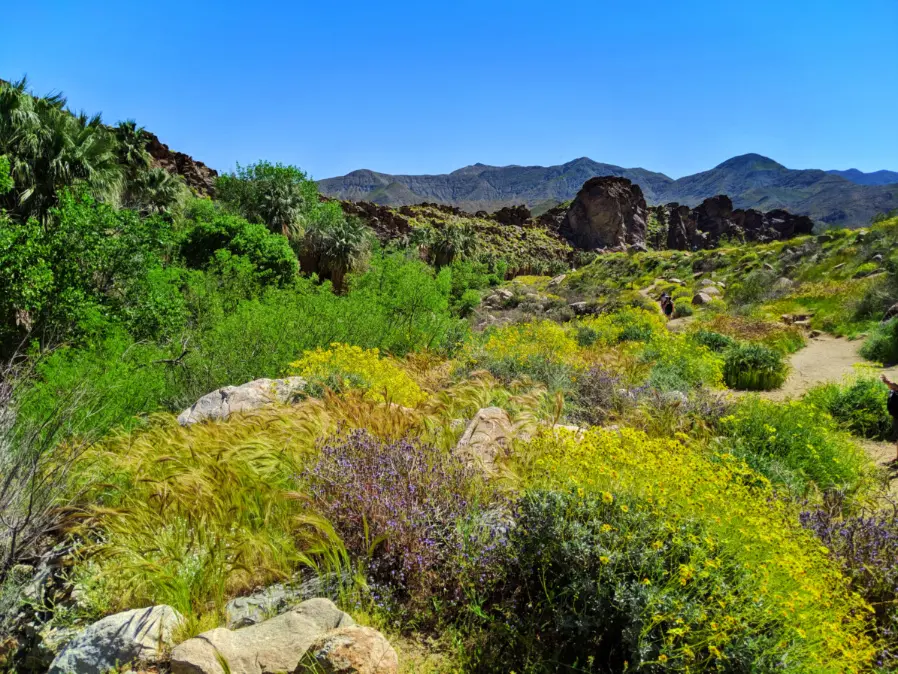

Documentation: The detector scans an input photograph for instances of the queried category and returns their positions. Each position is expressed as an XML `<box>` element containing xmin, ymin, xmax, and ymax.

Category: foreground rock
<box><xmin>48</xmin><ymin>606</ymin><xmax>183</xmax><ymax>674</ymax></box>
<box><xmin>560</xmin><ymin>177</ymin><xmax>648</xmax><ymax>250</ymax></box>
<box><xmin>300</xmin><ymin>626</ymin><xmax>398</xmax><ymax>673</ymax></box>
<box><xmin>225</xmin><ymin>575</ymin><xmax>343</xmax><ymax>629</ymax></box>
<box><xmin>454</xmin><ymin>407</ymin><xmax>514</xmax><ymax>474</ymax></box>
<box><xmin>177</xmin><ymin>377</ymin><xmax>306</xmax><ymax>425</ymax></box>
<box><xmin>171</xmin><ymin>599</ymin><xmax>358</xmax><ymax>674</ymax></box>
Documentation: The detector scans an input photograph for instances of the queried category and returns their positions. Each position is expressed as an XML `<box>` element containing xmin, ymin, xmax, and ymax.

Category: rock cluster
<box><xmin>177</xmin><ymin>377</ymin><xmax>306</xmax><ymax>426</ymax></box>
<box><xmin>143</xmin><ymin>131</ymin><xmax>218</xmax><ymax>196</ymax></box>
<box><xmin>654</xmin><ymin>195</ymin><xmax>814</xmax><ymax>250</ymax></box>
<box><xmin>492</xmin><ymin>204</ymin><xmax>532</xmax><ymax>227</ymax></box>
<box><xmin>171</xmin><ymin>598</ymin><xmax>397</xmax><ymax>674</ymax></box>
<box><xmin>339</xmin><ymin>199</ymin><xmax>412</xmax><ymax>240</ymax></box>
<box><xmin>559</xmin><ymin>177</ymin><xmax>648</xmax><ymax>250</ymax></box>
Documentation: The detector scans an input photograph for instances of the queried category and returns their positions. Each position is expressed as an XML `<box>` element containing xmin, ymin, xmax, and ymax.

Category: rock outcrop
<box><xmin>143</xmin><ymin>131</ymin><xmax>218</xmax><ymax>196</ymax></box>
<box><xmin>225</xmin><ymin>575</ymin><xmax>343</xmax><ymax>629</ymax></box>
<box><xmin>48</xmin><ymin>606</ymin><xmax>183</xmax><ymax>674</ymax></box>
<box><xmin>454</xmin><ymin>407</ymin><xmax>514</xmax><ymax>474</ymax></box>
<box><xmin>177</xmin><ymin>377</ymin><xmax>306</xmax><ymax>426</ymax></box>
<box><xmin>492</xmin><ymin>205</ymin><xmax>532</xmax><ymax>227</ymax></box>
<box><xmin>300</xmin><ymin>626</ymin><xmax>399</xmax><ymax>674</ymax></box>
<box><xmin>171</xmin><ymin>599</ymin><xmax>398</xmax><ymax>674</ymax></box>
<box><xmin>338</xmin><ymin>200</ymin><xmax>412</xmax><ymax>240</ymax></box>
<box><xmin>560</xmin><ymin>177</ymin><xmax>648</xmax><ymax>250</ymax></box>
<box><xmin>654</xmin><ymin>196</ymin><xmax>814</xmax><ymax>250</ymax></box>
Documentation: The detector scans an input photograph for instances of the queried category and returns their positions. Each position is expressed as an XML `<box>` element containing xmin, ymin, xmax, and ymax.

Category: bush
<box><xmin>180</xmin><ymin>206</ymin><xmax>298</xmax><ymax>286</ymax></box>
<box><xmin>513</xmin><ymin>427</ymin><xmax>875</xmax><ymax>673</ymax></box>
<box><xmin>690</xmin><ymin>329</ymin><xmax>735</xmax><ymax>352</ymax></box>
<box><xmin>805</xmin><ymin>377</ymin><xmax>892</xmax><ymax>440</ymax></box>
<box><xmin>575</xmin><ymin>307</ymin><xmax>666</xmax><ymax>347</ymax></box>
<box><xmin>723</xmin><ymin>342</ymin><xmax>788</xmax><ymax>390</ymax></box>
<box><xmin>639</xmin><ymin>333</ymin><xmax>724</xmax><ymax>391</ymax></box>
<box><xmin>289</xmin><ymin>344</ymin><xmax>426</xmax><ymax>407</ymax></box>
<box><xmin>301</xmin><ymin>430</ymin><xmax>504</xmax><ymax>623</ymax></box>
<box><xmin>861</xmin><ymin>318</ymin><xmax>898</xmax><ymax>364</ymax></box>
<box><xmin>479</xmin><ymin>489</ymin><xmax>776</xmax><ymax>672</ymax></box>
<box><xmin>718</xmin><ymin>397</ymin><xmax>873</xmax><ymax>497</ymax></box>
<box><xmin>802</xmin><ymin>503</ymin><xmax>898</xmax><ymax>669</ymax></box>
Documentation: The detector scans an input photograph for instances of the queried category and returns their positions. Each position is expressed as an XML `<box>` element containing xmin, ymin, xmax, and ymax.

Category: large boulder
<box><xmin>177</xmin><ymin>377</ymin><xmax>306</xmax><ymax>425</ymax></box>
<box><xmin>492</xmin><ymin>204</ymin><xmax>531</xmax><ymax>227</ymax></box>
<box><xmin>454</xmin><ymin>407</ymin><xmax>514</xmax><ymax>474</ymax></box>
<box><xmin>560</xmin><ymin>177</ymin><xmax>648</xmax><ymax>250</ymax></box>
<box><xmin>48</xmin><ymin>605</ymin><xmax>183</xmax><ymax>674</ymax></box>
<box><xmin>171</xmin><ymin>599</ymin><xmax>354</xmax><ymax>674</ymax></box>
<box><xmin>299</xmin><ymin>626</ymin><xmax>398</xmax><ymax>674</ymax></box>
<box><xmin>665</xmin><ymin>203</ymin><xmax>695</xmax><ymax>250</ymax></box>
<box><xmin>225</xmin><ymin>575</ymin><xmax>344</xmax><ymax>629</ymax></box>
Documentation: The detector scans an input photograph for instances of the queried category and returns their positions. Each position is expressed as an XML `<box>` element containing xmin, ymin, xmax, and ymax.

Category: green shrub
<box><xmin>804</xmin><ymin>377</ymin><xmax>892</xmax><ymax>440</ymax></box>
<box><xmin>180</xmin><ymin>206</ymin><xmax>298</xmax><ymax>286</ymax></box>
<box><xmin>690</xmin><ymin>329</ymin><xmax>735</xmax><ymax>352</ymax></box>
<box><xmin>860</xmin><ymin>318</ymin><xmax>898</xmax><ymax>364</ymax></box>
<box><xmin>719</xmin><ymin>397</ymin><xmax>873</xmax><ymax>497</ymax></box>
<box><xmin>672</xmin><ymin>301</ymin><xmax>693</xmax><ymax>318</ymax></box>
<box><xmin>723</xmin><ymin>342</ymin><xmax>788</xmax><ymax>390</ymax></box>
<box><xmin>478</xmin><ymin>489</ymin><xmax>778</xmax><ymax>673</ymax></box>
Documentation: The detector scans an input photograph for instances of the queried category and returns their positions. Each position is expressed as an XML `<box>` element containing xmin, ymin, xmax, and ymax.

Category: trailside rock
<box><xmin>177</xmin><ymin>377</ymin><xmax>306</xmax><ymax>425</ymax></box>
<box><xmin>299</xmin><ymin>626</ymin><xmax>398</xmax><ymax>674</ymax></box>
<box><xmin>454</xmin><ymin>407</ymin><xmax>514</xmax><ymax>474</ymax></box>
<box><xmin>171</xmin><ymin>599</ymin><xmax>354</xmax><ymax>674</ymax></box>
<box><xmin>692</xmin><ymin>292</ymin><xmax>714</xmax><ymax>306</ymax></box>
<box><xmin>48</xmin><ymin>605</ymin><xmax>183</xmax><ymax>674</ymax></box>
<box><xmin>225</xmin><ymin>576</ymin><xmax>344</xmax><ymax>629</ymax></box>
<box><xmin>560</xmin><ymin>177</ymin><xmax>648</xmax><ymax>250</ymax></box>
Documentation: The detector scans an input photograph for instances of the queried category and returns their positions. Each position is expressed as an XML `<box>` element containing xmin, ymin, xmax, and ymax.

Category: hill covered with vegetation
<box><xmin>5</xmin><ymin>78</ymin><xmax>898</xmax><ymax>674</ymax></box>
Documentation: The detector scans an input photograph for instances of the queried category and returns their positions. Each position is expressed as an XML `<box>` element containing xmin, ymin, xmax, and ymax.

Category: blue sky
<box><xmin>2</xmin><ymin>0</ymin><xmax>896</xmax><ymax>179</ymax></box>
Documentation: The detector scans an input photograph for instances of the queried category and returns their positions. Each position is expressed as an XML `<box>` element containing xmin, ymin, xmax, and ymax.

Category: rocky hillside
<box><xmin>320</xmin><ymin>154</ymin><xmax>898</xmax><ymax>228</ymax></box>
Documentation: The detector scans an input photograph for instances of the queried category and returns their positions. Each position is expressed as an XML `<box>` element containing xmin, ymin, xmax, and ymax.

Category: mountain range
<box><xmin>318</xmin><ymin>154</ymin><xmax>898</xmax><ymax>227</ymax></box>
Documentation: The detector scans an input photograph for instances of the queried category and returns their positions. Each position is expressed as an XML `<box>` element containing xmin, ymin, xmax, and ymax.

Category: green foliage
<box><xmin>446</xmin><ymin>259</ymin><xmax>502</xmax><ymax>315</ymax></box>
<box><xmin>0</xmin><ymin>79</ymin><xmax>122</xmax><ymax>223</ymax></box>
<box><xmin>216</xmin><ymin>160</ymin><xmax>318</xmax><ymax>237</ymax></box>
<box><xmin>860</xmin><ymin>318</ymin><xmax>898</xmax><ymax>364</ymax></box>
<box><xmin>804</xmin><ymin>377</ymin><xmax>892</xmax><ymax>440</ymax></box>
<box><xmin>304</xmin><ymin>213</ymin><xmax>371</xmax><ymax>292</ymax></box>
<box><xmin>690</xmin><ymin>328</ymin><xmax>735</xmax><ymax>352</ymax></box>
<box><xmin>179</xmin><ymin>201</ymin><xmax>298</xmax><ymax>286</ymax></box>
<box><xmin>726</xmin><ymin>269</ymin><xmax>778</xmax><ymax>308</ymax></box>
<box><xmin>718</xmin><ymin>397</ymin><xmax>873</xmax><ymax>497</ymax></box>
<box><xmin>723</xmin><ymin>342</ymin><xmax>788</xmax><ymax>390</ymax></box>
<box><xmin>0</xmin><ymin>155</ymin><xmax>12</xmax><ymax>194</ymax></box>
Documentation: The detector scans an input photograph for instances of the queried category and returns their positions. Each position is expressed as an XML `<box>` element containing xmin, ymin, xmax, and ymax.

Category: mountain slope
<box><xmin>318</xmin><ymin>158</ymin><xmax>674</xmax><ymax>212</ymax></box>
<box><xmin>320</xmin><ymin>154</ymin><xmax>897</xmax><ymax>227</ymax></box>
<box><xmin>827</xmin><ymin>168</ymin><xmax>898</xmax><ymax>186</ymax></box>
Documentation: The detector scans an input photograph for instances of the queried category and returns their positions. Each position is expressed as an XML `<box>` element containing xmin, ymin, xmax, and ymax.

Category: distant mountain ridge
<box><xmin>319</xmin><ymin>154</ymin><xmax>898</xmax><ymax>228</ymax></box>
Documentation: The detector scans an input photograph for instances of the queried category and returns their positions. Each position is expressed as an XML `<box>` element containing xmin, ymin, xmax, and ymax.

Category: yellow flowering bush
<box><xmin>289</xmin><ymin>343</ymin><xmax>427</xmax><ymax>407</ymax></box>
<box><xmin>574</xmin><ymin>307</ymin><xmax>667</xmax><ymax>347</ymax></box>
<box><xmin>515</xmin><ymin>426</ymin><xmax>875</xmax><ymax>673</ymax></box>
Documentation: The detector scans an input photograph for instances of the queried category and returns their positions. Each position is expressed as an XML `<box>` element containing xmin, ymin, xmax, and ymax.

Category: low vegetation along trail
<box><xmin>761</xmin><ymin>334</ymin><xmax>898</xmax><ymax>466</ymax></box>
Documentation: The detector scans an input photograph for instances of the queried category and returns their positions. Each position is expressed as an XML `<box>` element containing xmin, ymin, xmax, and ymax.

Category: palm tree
<box><xmin>114</xmin><ymin>120</ymin><xmax>151</xmax><ymax>171</ymax></box>
<box><xmin>307</xmin><ymin>216</ymin><xmax>370</xmax><ymax>292</ymax></box>
<box><xmin>0</xmin><ymin>78</ymin><xmax>122</xmax><ymax>224</ymax></box>
<box><xmin>125</xmin><ymin>167</ymin><xmax>185</xmax><ymax>215</ymax></box>
<box><xmin>426</xmin><ymin>222</ymin><xmax>477</xmax><ymax>268</ymax></box>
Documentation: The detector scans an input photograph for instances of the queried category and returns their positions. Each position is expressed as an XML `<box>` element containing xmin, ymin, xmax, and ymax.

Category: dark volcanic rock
<box><xmin>492</xmin><ymin>205</ymin><xmax>532</xmax><ymax>227</ymax></box>
<box><xmin>337</xmin><ymin>200</ymin><xmax>411</xmax><ymax>240</ymax></box>
<box><xmin>665</xmin><ymin>203</ymin><xmax>695</xmax><ymax>250</ymax></box>
<box><xmin>560</xmin><ymin>177</ymin><xmax>648</xmax><ymax>250</ymax></box>
<box><xmin>142</xmin><ymin>131</ymin><xmax>218</xmax><ymax>196</ymax></box>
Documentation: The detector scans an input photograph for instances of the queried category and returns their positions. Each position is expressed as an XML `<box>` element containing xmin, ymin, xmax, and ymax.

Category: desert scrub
<box><xmin>704</xmin><ymin>313</ymin><xmax>805</xmax><ymax>354</ymax></box>
<box><xmin>299</xmin><ymin>430</ymin><xmax>507</xmax><ymax>626</ymax></box>
<box><xmin>804</xmin><ymin>376</ymin><xmax>892</xmax><ymax>440</ymax></box>
<box><xmin>861</xmin><ymin>318</ymin><xmax>898</xmax><ymax>364</ymax></box>
<box><xmin>462</xmin><ymin>319</ymin><xmax>583</xmax><ymax>389</ymax></box>
<box><xmin>689</xmin><ymin>328</ymin><xmax>736</xmax><ymax>352</ymax></box>
<box><xmin>722</xmin><ymin>342</ymin><xmax>788</xmax><ymax>390</ymax></box>
<box><xmin>69</xmin><ymin>405</ymin><xmax>331</xmax><ymax>618</ymax></box>
<box><xmin>573</xmin><ymin>307</ymin><xmax>666</xmax><ymax>347</ymax></box>
<box><xmin>515</xmin><ymin>426</ymin><xmax>876</xmax><ymax>673</ymax></box>
<box><xmin>289</xmin><ymin>343</ymin><xmax>427</xmax><ymax>407</ymax></box>
<box><xmin>478</xmin><ymin>489</ymin><xmax>779</xmax><ymax>673</ymax></box>
<box><xmin>718</xmin><ymin>397</ymin><xmax>875</xmax><ymax>497</ymax></box>
<box><xmin>636</xmin><ymin>332</ymin><xmax>724</xmax><ymax>391</ymax></box>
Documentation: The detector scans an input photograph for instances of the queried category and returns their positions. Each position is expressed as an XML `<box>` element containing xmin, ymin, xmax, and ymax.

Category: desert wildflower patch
<box><xmin>289</xmin><ymin>343</ymin><xmax>427</xmax><ymax>407</ymax></box>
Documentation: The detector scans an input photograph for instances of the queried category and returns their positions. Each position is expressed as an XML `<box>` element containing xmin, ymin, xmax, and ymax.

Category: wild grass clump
<box><xmin>638</xmin><ymin>332</ymin><xmax>724</xmax><ymax>391</ymax></box>
<box><xmin>805</xmin><ymin>376</ymin><xmax>892</xmax><ymax>440</ymax></box>
<box><xmin>511</xmin><ymin>427</ymin><xmax>876</xmax><ymax>673</ymax></box>
<box><xmin>69</xmin><ymin>406</ymin><xmax>330</xmax><ymax>619</ymax></box>
<box><xmin>717</xmin><ymin>397</ymin><xmax>874</xmax><ymax>498</ymax></box>
<box><xmin>861</xmin><ymin>318</ymin><xmax>898</xmax><ymax>364</ymax></box>
<box><xmin>722</xmin><ymin>342</ymin><xmax>788</xmax><ymax>391</ymax></box>
<box><xmin>689</xmin><ymin>328</ymin><xmax>735</xmax><ymax>352</ymax></box>
<box><xmin>289</xmin><ymin>343</ymin><xmax>427</xmax><ymax>407</ymax></box>
<box><xmin>300</xmin><ymin>430</ymin><xmax>506</xmax><ymax>627</ymax></box>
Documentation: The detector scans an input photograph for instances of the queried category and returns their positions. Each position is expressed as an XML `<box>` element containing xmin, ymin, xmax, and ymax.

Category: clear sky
<box><xmin>2</xmin><ymin>0</ymin><xmax>896</xmax><ymax>180</ymax></box>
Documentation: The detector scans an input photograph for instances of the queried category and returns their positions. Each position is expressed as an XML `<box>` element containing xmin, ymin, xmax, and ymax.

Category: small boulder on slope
<box><xmin>177</xmin><ymin>377</ymin><xmax>306</xmax><ymax>426</ymax></box>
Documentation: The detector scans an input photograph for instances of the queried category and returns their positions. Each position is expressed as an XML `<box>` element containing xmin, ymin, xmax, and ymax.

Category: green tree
<box><xmin>304</xmin><ymin>214</ymin><xmax>371</xmax><ymax>292</ymax></box>
<box><xmin>215</xmin><ymin>161</ymin><xmax>318</xmax><ymax>238</ymax></box>
<box><xmin>0</xmin><ymin>78</ymin><xmax>122</xmax><ymax>223</ymax></box>
<box><xmin>0</xmin><ymin>155</ymin><xmax>12</xmax><ymax>194</ymax></box>
<box><xmin>422</xmin><ymin>222</ymin><xmax>476</xmax><ymax>268</ymax></box>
